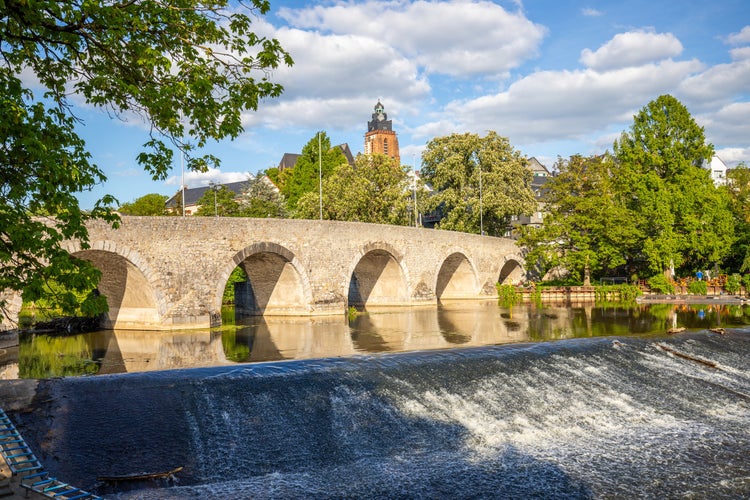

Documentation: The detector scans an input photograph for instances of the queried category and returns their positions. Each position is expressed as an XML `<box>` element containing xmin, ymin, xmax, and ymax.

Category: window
<box><xmin>383</xmin><ymin>138</ymin><xmax>388</xmax><ymax>155</ymax></box>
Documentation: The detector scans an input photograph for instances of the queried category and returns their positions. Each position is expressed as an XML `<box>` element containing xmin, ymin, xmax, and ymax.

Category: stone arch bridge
<box><xmin>58</xmin><ymin>217</ymin><xmax>525</xmax><ymax>330</ymax></box>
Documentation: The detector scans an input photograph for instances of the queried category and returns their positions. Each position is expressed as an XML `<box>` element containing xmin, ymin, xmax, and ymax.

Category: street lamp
<box><xmin>318</xmin><ymin>131</ymin><xmax>323</xmax><ymax>220</ymax></box>
<box><xmin>412</xmin><ymin>155</ymin><xmax>418</xmax><ymax>228</ymax></box>
<box><xmin>479</xmin><ymin>163</ymin><xmax>483</xmax><ymax>236</ymax></box>
<box><xmin>209</xmin><ymin>181</ymin><xmax>218</xmax><ymax>217</ymax></box>
<box><xmin>179</xmin><ymin>111</ymin><xmax>186</xmax><ymax>217</ymax></box>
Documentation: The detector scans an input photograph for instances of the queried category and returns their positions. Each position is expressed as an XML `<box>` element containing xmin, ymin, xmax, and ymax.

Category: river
<box><xmin>2</xmin><ymin>301</ymin><xmax>750</xmax><ymax>498</ymax></box>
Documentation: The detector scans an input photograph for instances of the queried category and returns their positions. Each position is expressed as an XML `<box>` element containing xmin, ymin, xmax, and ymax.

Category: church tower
<box><xmin>364</xmin><ymin>101</ymin><xmax>400</xmax><ymax>165</ymax></box>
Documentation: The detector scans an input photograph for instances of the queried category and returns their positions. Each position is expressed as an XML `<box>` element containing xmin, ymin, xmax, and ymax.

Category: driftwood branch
<box><xmin>98</xmin><ymin>466</ymin><xmax>183</xmax><ymax>482</ymax></box>
<box><xmin>655</xmin><ymin>343</ymin><xmax>718</xmax><ymax>369</ymax></box>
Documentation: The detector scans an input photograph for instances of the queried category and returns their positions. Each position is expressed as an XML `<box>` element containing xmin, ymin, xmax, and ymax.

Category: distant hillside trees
<box><xmin>277</xmin><ymin>132</ymin><xmax>348</xmax><ymax>213</ymax></box>
<box><xmin>723</xmin><ymin>163</ymin><xmax>750</xmax><ymax>273</ymax></box>
<box><xmin>613</xmin><ymin>94</ymin><xmax>733</xmax><ymax>278</ymax></box>
<box><xmin>521</xmin><ymin>95</ymin><xmax>735</xmax><ymax>283</ymax></box>
<box><xmin>240</xmin><ymin>175</ymin><xmax>287</xmax><ymax>218</ymax></box>
<box><xmin>195</xmin><ymin>185</ymin><xmax>241</xmax><ymax>217</ymax></box>
<box><xmin>296</xmin><ymin>154</ymin><xmax>422</xmax><ymax>225</ymax></box>
<box><xmin>118</xmin><ymin>194</ymin><xmax>169</xmax><ymax>216</ymax></box>
<box><xmin>518</xmin><ymin>154</ymin><xmax>636</xmax><ymax>286</ymax></box>
<box><xmin>420</xmin><ymin>131</ymin><xmax>536</xmax><ymax>236</ymax></box>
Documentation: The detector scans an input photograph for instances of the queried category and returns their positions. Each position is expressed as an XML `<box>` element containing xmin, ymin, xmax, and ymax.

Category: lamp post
<box><xmin>318</xmin><ymin>131</ymin><xmax>323</xmax><ymax>220</ymax></box>
<box><xmin>179</xmin><ymin>111</ymin><xmax>186</xmax><ymax>217</ymax></box>
<box><xmin>479</xmin><ymin>164</ymin><xmax>483</xmax><ymax>236</ymax></box>
<box><xmin>209</xmin><ymin>181</ymin><xmax>218</xmax><ymax>217</ymax></box>
<box><xmin>180</xmin><ymin>148</ymin><xmax>185</xmax><ymax>217</ymax></box>
<box><xmin>412</xmin><ymin>154</ymin><xmax>418</xmax><ymax>228</ymax></box>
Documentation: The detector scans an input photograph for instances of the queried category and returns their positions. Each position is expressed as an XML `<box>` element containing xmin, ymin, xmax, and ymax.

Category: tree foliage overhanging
<box><xmin>0</xmin><ymin>0</ymin><xmax>292</xmax><ymax>321</ymax></box>
<box><xmin>520</xmin><ymin>94</ymin><xmax>737</xmax><ymax>283</ymax></box>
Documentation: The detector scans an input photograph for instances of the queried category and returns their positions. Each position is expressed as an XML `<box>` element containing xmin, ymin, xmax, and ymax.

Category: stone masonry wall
<box><xmin>63</xmin><ymin>217</ymin><xmax>525</xmax><ymax>329</ymax></box>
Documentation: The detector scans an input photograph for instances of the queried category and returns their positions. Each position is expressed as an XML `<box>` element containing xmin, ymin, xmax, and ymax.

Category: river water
<box><xmin>4</xmin><ymin>302</ymin><xmax>750</xmax><ymax>498</ymax></box>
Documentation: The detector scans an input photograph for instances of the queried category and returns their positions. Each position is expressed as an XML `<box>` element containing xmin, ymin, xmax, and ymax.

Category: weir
<box><xmin>8</xmin><ymin>331</ymin><xmax>750</xmax><ymax>498</ymax></box>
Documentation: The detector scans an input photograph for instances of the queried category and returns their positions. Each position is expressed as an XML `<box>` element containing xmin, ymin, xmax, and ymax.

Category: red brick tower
<box><xmin>364</xmin><ymin>101</ymin><xmax>400</xmax><ymax>165</ymax></box>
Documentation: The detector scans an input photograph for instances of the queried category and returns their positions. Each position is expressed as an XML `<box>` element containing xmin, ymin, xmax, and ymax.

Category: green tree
<box><xmin>723</xmin><ymin>163</ymin><xmax>750</xmax><ymax>272</ymax></box>
<box><xmin>281</xmin><ymin>132</ymin><xmax>348</xmax><ymax>212</ymax></box>
<box><xmin>420</xmin><ymin>131</ymin><xmax>536</xmax><ymax>236</ymax></box>
<box><xmin>118</xmin><ymin>194</ymin><xmax>169</xmax><ymax>216</ymax></box>
<box><xmin>0</xmin><ymin>0</ymin><xmax>291</xmax><ymax>320</ymax></box>
<box><xmin>195</xmin><ymin>185</ymin><xmax>241</xmax><ymax>217</ymax></box>
<box><xmin>613</xmin><ymin>95</ymin><xmax>734</xmax><ymax>277</ymax></box>
<box><xmin>519</xmin><ymin>154</ymin><xmax>636</xmax><ymax>285</ymax></box>
<box><xmin>296</xmin><ymin>154</ymin><xmax>417</xmax><ymax>224</ymax></box>
<box><xmin>239</xmin><ymin>174</ymin><xmax>287</xmax><ymax>218</ymax></box>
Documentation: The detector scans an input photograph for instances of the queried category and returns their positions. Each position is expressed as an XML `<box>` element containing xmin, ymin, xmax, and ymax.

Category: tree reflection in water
<box><xmin>9</xmin><ymin>302</ymin><xmax>750</xmax><ymax>379</ymax></box>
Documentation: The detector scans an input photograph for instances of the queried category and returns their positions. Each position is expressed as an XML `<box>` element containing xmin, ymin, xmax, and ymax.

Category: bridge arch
<box><xmin>435</xmin><ymin>251</ymin><xmax>479</xmax><ymax>300</ymax></box>
<box><xmin>347</xmin><ymin>242</ymin><xmax>411</xmax><ymax>309</ymax></box>
<box><xmin>64</xmin><ymin>241</ymin><xmax>165</xmax><ymax>329</ymax></box>
<box><xmin>223</xmin><ymin>242</ymin><xmax>314</xmax><ymax>316</ymax></box>
<box><xmin>496</xmin><ymin>254</ymin><xmax>526</xmax><ymax>285</ymax></box>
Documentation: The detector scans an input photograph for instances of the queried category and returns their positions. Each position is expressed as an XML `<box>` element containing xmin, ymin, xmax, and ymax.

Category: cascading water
<box><xmin>10</xmin><ymin>331</ymin><xmax>750</xmax><ymax>499</ymax></box>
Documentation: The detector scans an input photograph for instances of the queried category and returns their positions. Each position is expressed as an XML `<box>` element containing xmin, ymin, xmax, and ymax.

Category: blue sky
<box><xmin>70</xmin><ymin>0</ymin><xmax>750</xmax><ymax>209</ymax></box>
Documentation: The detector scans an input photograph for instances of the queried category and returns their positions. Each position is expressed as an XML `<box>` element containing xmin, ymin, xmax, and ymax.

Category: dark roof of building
<box><xmin>337</xmin><ymin>143</ymin><xmax>355</xmax><ymax>165</ymax></box>
<box><xmin>276</xmin><ymin>143</ymin><xmax>355</xmax><ymax>171</ymax></box>
<box><xmin>165</xmin><ymin>179</ymin><xmax>251</xmax><ymax>208</ymax></box>
<box><xmin>277</xmin><ymin>153</ymin><xmax>301</xmax><ymax>171</ymax></box>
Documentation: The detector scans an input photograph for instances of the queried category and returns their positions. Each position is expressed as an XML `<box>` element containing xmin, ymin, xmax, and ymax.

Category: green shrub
<box><xmin>595</xmin><ymin>284</ymin><xmax>642</xmax><ymax>303</ymax></box>
<box><xmin>529</xmin><ymin>285</ymin><xmax>543</xmax><ymax>306</ymax></box>
<box><xmin>647</xmin><ymin>275</ymin><xmax>674</xmax><ymax>294</ymax></box>
<box><xmin>687</xmin><ymin>280</ymin><xmax>707</xmax><ymax>295</ymax></box>
<box><xmin>744</xmin><ymin>274</ymin><xmax>750</xmax><ymax>296</ymax></box>
<box><xmin>347</xmin><ymin>306</ymin><xmax>361</xmax><ymax>322</ymax></box>
<box><xmin>725</xmin><ymin>274</ymin><xmax>741</xmax><ymax>294</ymax></box>
<box><xmin>497</xmin><ymin>284</ymin><xmax>521</xmax><ymax>306</ymax></box>
<box><xmin>540</xmin><ymin>278</ymin><xmax>582</xmax><ymax>286</ymax></box>
<box><xmin>222</xmin><ymin>266</ymin><xmax>248</xmax><ymax>304</ymax></box>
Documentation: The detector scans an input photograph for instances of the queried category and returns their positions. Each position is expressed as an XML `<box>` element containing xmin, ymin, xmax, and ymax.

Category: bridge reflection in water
<box><xmin>10</xmin><ymin>301</ymin><xmax>748</xmax><ymax>379</ymax></box>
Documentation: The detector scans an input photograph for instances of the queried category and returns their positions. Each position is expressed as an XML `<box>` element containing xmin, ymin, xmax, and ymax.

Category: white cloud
<box><xmin>165</xmin><ymin>168</ymin><xmax>250</xmax><ymax>188</ymax></box>
<box><xmin>432</xmin><ymin>58</ymin><xmax>702</xmax><ymax>145</ymax></box>
<box><xmin>278</xmin><ymin>0</ymin><xmax>547</xmax><ymax>76</ymax></box>
<box><xmin>239</xmin><ymin>25</ymin><xmax>430</xmax><ymax>132</ymax></box>
<box><xmin>726</xmin><ymin>26</ymin><xmax>750</xmax><ymax>45</ymax></box>
<box><xmin>581</xmin><ymin>8</ymin><xmax>603</xmax><ymax>17</ymax></box>
<box><xmin>679</xmin><ymin>58</ymin><xmax>750</xmax><ymax>109</ymax></box>
<box><xmin>699</xmin><ymin>101</ymin><xmax>750</xmax><ymax>147</ymax></box>
<box><xmin>580</xmin><ymin>30</ymin><xmax>683</xmax><ymax>71</ymax></box>
<box><xmin>730</xmin><ymin>47</ymin><xmax>750</xmax><ymax>61</ymax></box>
<box><xmin>715</xmin><ymin>147</ymin><xmax>750</xmax><ymax>166</ymax></box>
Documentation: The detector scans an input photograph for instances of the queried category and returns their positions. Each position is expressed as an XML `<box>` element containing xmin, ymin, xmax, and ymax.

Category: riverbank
<box><xmin>637</xmin><ymin>294</ymin><xmax>749</xmax><ymax>305</ymax></box>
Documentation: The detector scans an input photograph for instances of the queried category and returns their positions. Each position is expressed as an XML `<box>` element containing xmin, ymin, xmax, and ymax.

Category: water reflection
<box><xmin>4</xmin><ymin>302</ymin><xmax>749</xmax><ymax>379</ymax></box>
